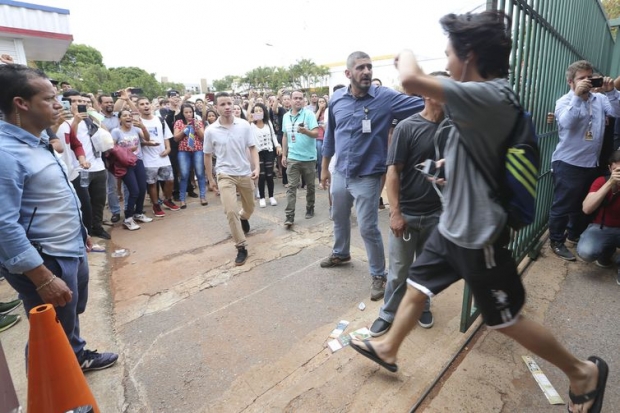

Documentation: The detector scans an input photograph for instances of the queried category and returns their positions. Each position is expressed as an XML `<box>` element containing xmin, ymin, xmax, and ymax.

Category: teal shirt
<box><xmin>282</xmin><ymin>108</ymin><xmax>318</xmax><ymax>161</ymax></box>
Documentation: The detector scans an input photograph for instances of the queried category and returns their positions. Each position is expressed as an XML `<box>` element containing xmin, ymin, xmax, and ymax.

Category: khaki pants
<box><xmin>217</xmin><ymin>174</ymin><xmax>255</xmax><ymax>247</ymax></box>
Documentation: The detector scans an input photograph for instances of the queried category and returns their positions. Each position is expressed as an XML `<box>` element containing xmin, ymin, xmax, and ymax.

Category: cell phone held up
<box><xmin>77</xmin><ymin>104</ymin><xmax>87</xmax><ymax>113</ymax></box>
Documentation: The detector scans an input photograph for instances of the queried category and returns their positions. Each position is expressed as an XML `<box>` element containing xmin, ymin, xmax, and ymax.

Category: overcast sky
<box><xmin>32</xmin><ymin>0</ymin><xmax>486</xmax><ymax>84</ymax></box>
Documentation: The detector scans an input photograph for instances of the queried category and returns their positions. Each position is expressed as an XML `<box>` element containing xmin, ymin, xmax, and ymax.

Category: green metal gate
<box><xmin>460</xmin><ymin>0</ymin><xmax>615</xmax><ymax>332</ymax></box>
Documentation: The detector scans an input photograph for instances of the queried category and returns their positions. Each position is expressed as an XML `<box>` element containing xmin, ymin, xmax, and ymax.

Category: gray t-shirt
<box><xmin>438</xmin><ymin>78</ymin><xmax>518</xmax><ymax>249</ymax></box>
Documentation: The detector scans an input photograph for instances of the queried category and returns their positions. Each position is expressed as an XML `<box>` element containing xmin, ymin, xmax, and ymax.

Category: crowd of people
<box><xmin>0</xmin><ymin>8</ymin><xmax>618</xmax><ymax>412</ymax></box>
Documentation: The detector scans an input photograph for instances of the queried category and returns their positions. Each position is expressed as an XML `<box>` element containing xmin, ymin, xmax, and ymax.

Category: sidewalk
<box><xmin>1</xmin><ymin>183</ymin><xmax>617</xmax><ymax>412</ymax></box>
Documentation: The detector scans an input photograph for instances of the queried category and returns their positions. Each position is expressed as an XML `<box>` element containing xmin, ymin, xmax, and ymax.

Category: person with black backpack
<box><xmin>350</xmin><ymin>11</ymin><xmax>608</xmax><ymax>413</ymax></box>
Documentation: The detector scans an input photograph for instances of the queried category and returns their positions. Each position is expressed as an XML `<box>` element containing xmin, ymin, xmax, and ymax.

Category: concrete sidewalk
<box><xmin>1</xmin><ymin>182</ymin><xmax>617</xmax><ymax>412</ymax></box>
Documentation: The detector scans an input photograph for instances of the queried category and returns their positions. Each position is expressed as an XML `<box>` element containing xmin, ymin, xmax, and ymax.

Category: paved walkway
<box><xmin>1</xmin><ymin>182</ymin><xmax>617</xmax><ymax>412</ymax></box>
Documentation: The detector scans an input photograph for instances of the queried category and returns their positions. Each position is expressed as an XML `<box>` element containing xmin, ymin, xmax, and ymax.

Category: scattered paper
<box><xmin>90</xmin><ymin>244</ymin><xmax>105</xmax><ymax>252</ymax></box>
<box><xmin>328</xmin><ymin>327</ymin><xmax>372</xmax><ymax>353</ymax></box>
<box><xmin>522</xmin><ymin>356</ymin><xmax>564</xmax><ymax>405</ymax></box>
<box><xmin>329</xmin><ymin>320</ymin><xmax>350</xmax><ymax>339</ymax></box>
<box><xmin>358</xmin><ymin>302</ymin><xmax>366</xmax><ymax>311</ymax></box>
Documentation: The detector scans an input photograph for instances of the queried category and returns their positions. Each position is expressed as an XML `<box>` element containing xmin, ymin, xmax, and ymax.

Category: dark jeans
<box><xmin>258</xmin><ymin>150</ymin><xmax>276</xmax><ymax>198</ymax></box>
<box><xmin>277</xmin><ymin>134</ymin><xmax>288</xmax><ymax>185</ymax></box>
<box><xmin>548</xmin><ymin>160</ymin><xmax>598</xmax><ymax>243</ymax></box>
<box><xmin>316</xmin><ymin>139</ymin><xmax>324</xmax><ymax>182</ymax></box>
<box><xmin>121</xmin><ymin>159</ymin><xmax>147</xmax><ymax>219</ymax></box>
<box><xmin>2</xmin><ymin>254</ymin><xmax>89</xmax><ymax>355</ymax></box>
<box><xmin>169</xmin><ymin>140</ymin><xmax>180</xmax><ymax>198</ymax></box>
<box><xmin>71</xmin><ymin>169</ymin><xmax>107</xmax><ymax>234</ymax></box>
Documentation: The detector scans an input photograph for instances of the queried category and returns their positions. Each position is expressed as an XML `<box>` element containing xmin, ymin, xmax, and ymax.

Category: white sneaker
<box><xmin>123</xmin><ymin>218</ymin><xmax>140</xmax><ymax>231</ymax></box>
<box><xmin>259</xmin><ymin>198</ymin><xmax>266</xmax><ymax>208</ymax></box>
<box><xmin>133</xmin><ymin>213</ymin><xmax>153</xmax><ymax>223</ymax></box>
<box><xmin>269</xmin><ymin>197</ymin><xmax>278</xmax><ymax>206</ymax></box>
<box><xmin>255</xmin><ymin>189</ymin><xmax>260</xmax><ymax>199</ymax></box>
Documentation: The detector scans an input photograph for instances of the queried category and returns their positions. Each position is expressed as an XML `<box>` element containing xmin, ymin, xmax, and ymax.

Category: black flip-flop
<box><xmin>350</xmin><ymin>339</ymin><xmax>398</xmax><ymax>373</ymax></box>
<box><xmin>567</xmin><ymin>356</ymin><xmax>609</xmax><ymax>413</ymax></box>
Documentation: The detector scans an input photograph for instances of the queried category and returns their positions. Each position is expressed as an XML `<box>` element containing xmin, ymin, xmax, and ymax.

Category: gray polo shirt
<box><xmin>203</xmin><ymin>117</ymin><xmax>255</xmax><ymax>176</ymax></box>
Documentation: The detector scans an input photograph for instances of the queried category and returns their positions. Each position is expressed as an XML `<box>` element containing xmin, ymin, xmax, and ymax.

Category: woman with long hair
<box><xmin>110</xmin><ymin>109</ymin><xmax>156</xmax><ymax>230</ymax></box>
<box><xmin>249</xmin><ymin>103</ymin><xmax>281</xmax><ymax>207</ymax></box>
<box><xmin>173</xmin><ymin>103</ymin><xmax>207</xmax><ymax>208</ymax></box>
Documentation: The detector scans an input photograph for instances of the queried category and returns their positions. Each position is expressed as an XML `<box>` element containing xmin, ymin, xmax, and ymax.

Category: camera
<box><xmin>111</xmin><ymin>92</ymin><xmax>121</xmax><ymax>98</ymax></box>
<box><xmin>589</xmin><ymin>77</ymin><xmax>604</xmax><ymax>88</ymax></box>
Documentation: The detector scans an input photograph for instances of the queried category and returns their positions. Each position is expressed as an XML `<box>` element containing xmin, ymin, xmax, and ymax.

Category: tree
<box><xmin>213</xmin><ymin>59</ymin><xmax>330</xmax><ymax>94</ymax></box>
<box><xmin>602</xmin><ymin>0</ymin><xmax>620</xmax><ymax>18</ymax></box>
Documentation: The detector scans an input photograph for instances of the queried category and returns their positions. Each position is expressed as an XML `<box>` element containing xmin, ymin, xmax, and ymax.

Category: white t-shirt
<box><xmin>57</xmin><ymin>119</ymin><xmax>105</xmax><ymax>173</ymax></box>
<box><xmin>204</xmin><ymin>117</ymin><xmax>255</xmax><ymax>176</ymax></box>
<box><xmin>251</xmin><ymin>123</ymin><xmax>279</xmax><ymax>152</ymax></box>
<box><xmin>141</xmin><ymin>116</ymin><xmax>172</xmax><ymax>168</ymax></box>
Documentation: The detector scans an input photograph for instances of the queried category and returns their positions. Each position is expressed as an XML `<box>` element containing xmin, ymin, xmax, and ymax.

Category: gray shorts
<box><xmin>145</xmin><ymin>165</ymin><xmax>173</xmax><ymax>184</ymax></box>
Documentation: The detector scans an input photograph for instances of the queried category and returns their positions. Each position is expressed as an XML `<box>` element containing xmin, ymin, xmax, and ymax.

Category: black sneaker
<box><xmin>617</xmin><ymin>268</ymin><xmax>620</xmax><ymax>286</ymax></box>
<box><xmin>240</xmin><ymin>218</ymin><xmax>250</xmax><ymax>234</ymax></box>
<box><xmin>370</xmin><ymin>276</ymin><xmax>385</xmax><ymax>301</ymax></box>
<box><xmin>91</xmin><ymin>228</ymin><xmax>111</xmax><ymax>240</ymax></box>
<box><xmin>595</xmin><ymin>257</ymin><xmax>614</xmax><ymax>268</ymax></box>
<box><xmin>111</xmin><ymin>213</ymin><xmax>121</xmax><ymax>223</ymax></box>
<box><xmin>305</xmin><ymin>207</ymin><xmax>314</xmax><ymax>219</ymax></box>
<box><xmin>0</xmin><ymin>314</ymin><xmax>20</xmax><ymax>332</ymax></box>
<box><xmin>235</xmin><ymin>247</ymin><xmax>248</xmax><ymax>266</ymax></box>
<box><xmin>187</xmin><ymin>191</ymin><xmax>199</xmax><ymax>198</ymax></box>
<box><xmin>378</xmin><ymin>196</ymin><xmax>386</xmax><ymax>210</ymax></box>
<box><xmin>418</xmin><ymin>310</ymin><xmax>435</xmax><ymax>329</ymax></box>
<box><xmin>284</xmin><ymin>216</ymin><xmax>294</xmax><ymax>228</ymax></box>
<box><xmin>369</xmin><ymin>317</ymin><xmax>391</xmax><ymax>337</ymax></box>
<box><xmin>77</xmin><ymin>349</ymin><xmax>118</xmax><ymax>372</ymax></box>
<box><xmin>550</xmin><ymin>241</ymin><xmax>575</xmax><ymax>261</ymax></box>
<box><xmin>0</xmin><ymin>299</ymin><xmax>21</xmax><ymax>315</ymax></box>
<box><xmin>320</xmin><ymin>254</ymin><xmax>351</xmax><ymax>268</ymax></box>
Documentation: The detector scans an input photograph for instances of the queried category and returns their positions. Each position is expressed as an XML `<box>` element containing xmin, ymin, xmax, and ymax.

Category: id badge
<box><xmin>585</xmin><ymin>131</ymin><xmax>593</xmax><ymax>141</ymax></box>
<box><xmin>362</xmin><ymin>119</ymin><xmax>372</xmax><ymax>133</ymax></box>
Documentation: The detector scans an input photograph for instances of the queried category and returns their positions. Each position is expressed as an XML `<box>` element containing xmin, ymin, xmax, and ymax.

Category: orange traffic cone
<box><xmin>27</xmin><ymin>304</ymin><xmax>99</xmax><ymax>413</ymax></box>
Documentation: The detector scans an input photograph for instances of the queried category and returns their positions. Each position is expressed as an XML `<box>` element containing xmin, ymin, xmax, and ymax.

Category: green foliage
<box><xmin>32</xmin><ymin>43</ymin><xmax>185</xmax><ymax>98</ymax></box>
<box><xmin>602</xmin><ymin>0</ymin><xmax>620</xmax><ymax>18</ymax></box>
<box><xmin>213</xmin><ymin>59</ymin><xmax>330</xmax><ymax>93</ymax></box>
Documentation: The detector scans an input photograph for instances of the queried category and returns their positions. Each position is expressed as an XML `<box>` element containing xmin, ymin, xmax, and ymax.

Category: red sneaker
<box><xmin>163</xmin><ymin>199</ymin><xmax>180</xmax><ymax>211</ymax></box>
<box><xmin>153</xmin><ymin>204</ymin><xmax>165</xmax><ymax>217</ymax></box>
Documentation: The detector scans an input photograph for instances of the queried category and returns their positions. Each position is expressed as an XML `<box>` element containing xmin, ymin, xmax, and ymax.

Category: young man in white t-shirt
<box><xmin>204</xmin><ymin>92</ymin><xmax>259</xmax><ymax>266</ymax></box>
<box><xmin>137</xmin><ymin>97</ymin><xmax>179</xmax><ymax>217</ymax></box>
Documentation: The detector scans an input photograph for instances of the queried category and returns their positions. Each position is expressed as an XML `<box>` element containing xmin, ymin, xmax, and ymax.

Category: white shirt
<box><xmin>251</xmin><ymin>123</ymin><xmax>279</xmax><ymax>152</ymax></box>
<box><xmin>140</xmin><ymin>116</ymin><xmax>172</xmax><ymax>168</ymax></box>
<box><xmin>204</xmin><ymin>117</ymin><xmax>255</xmax><ymax>176</ymax></box>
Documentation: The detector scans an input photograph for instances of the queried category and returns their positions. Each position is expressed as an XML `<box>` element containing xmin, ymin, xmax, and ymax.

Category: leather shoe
<box><xmin>111</xmin><ymin>213</ymin><xmax>121</xmax><ymax>223</ymax></box>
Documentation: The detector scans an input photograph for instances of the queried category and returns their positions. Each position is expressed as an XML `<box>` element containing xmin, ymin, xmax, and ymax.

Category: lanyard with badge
<box><xmin>585</xmin><ymin>100</ymin><xmax>593</xmax><ymax>141</ymax></box>
<box><xmin>289</xmin><ymin>112</ymin><xmax>301</xmax><ymax>143</ymax></box>
<box><xmin>362</xmin><ymin>106</ymin><xmax>371</xmax><ymax>133</ymax></box>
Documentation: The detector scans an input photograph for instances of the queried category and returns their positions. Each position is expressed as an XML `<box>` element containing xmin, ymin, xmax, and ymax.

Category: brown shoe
<box><xmin>320</xmin><ymin>254</ymin><xmax>352</xmax><ymax>268</ymax></box>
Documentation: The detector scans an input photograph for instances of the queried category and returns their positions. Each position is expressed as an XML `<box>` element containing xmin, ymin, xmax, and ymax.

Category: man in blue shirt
<box><xmin>282</xmin><ymin>90</ymin><xmax>319</xmax><ymax>227</ymax></box>
<box><xmin>320</xmin><ymin>51</ymin><xmax>424</xmax><ymax>301</ymax></box>
<box><xmin>550</xmin><ymin>60</ymin><xmax>620</xmax><ymax>261</ymax></box>
<box><xmin>0</xmin><ymin>64</ymin><xmax>118</xmax><ymax>372</ymax></box>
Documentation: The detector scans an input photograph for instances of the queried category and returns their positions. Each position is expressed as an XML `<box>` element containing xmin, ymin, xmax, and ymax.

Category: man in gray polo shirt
<box><xmin>204</xmin><ymin>92</ymin><xmax>259</xmax><ymax>266</ymax></box>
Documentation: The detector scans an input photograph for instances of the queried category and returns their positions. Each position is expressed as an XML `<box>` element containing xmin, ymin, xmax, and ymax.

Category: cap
<box><xmin>167</xmin><ymin>90</ymin><xmax>179</xmax><ymax>97</ymax></box>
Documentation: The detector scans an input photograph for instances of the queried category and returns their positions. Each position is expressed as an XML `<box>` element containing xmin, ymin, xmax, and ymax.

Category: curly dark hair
<box><xmin>440</xmin><ymin>10</ymin><xmax>512</xmax><ymax>79</ymax></box>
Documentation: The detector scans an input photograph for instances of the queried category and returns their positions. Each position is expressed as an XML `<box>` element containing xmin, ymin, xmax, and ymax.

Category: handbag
<box><xmin>109</xmin><ymin>145</ymin><xmax>137</xmax><ymax>168</ymax></box>
<box><xmin>91</xmin><ymin>128</ymin><xmax>114</xmax><ymax>152</ymax></box>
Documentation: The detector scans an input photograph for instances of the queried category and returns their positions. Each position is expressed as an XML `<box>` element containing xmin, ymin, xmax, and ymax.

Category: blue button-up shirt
<box><xmin>0</xmin><ymin>121</ymin><xmax>84</xmax><ymax>274</ymax></box>
<box><xmin>553</xmin><ymin>89</ymin><xmax>620</xmax><ymax>167</ymax></box>
<box><xmin>323</xmin><ymin>85</ymin><xmax>424</xmax><ymax>177</ymax></box>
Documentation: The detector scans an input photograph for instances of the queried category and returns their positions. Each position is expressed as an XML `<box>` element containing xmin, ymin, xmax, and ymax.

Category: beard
<box><xmin>350</xmin><ymin>76</ymin><xmax>371</xmax><ymax>93</ymax></box>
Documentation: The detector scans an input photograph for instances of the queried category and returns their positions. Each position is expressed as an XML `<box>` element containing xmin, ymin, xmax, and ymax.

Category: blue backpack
<box><xmin>461</xmin><ymin>98</ymin><xmax>540</xmax><ymax>231</ymax></box>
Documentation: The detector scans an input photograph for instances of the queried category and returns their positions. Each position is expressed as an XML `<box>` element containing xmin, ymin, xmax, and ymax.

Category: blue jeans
<box><xmin>106</xmin><ymin>170</ymin><xmax>121</xmax><ymax>215</ymax></box>
<box><xmin>549</xmin><ymin>161</ymin><xmax>598</xmax><ymax>243</ymax></box>
<box><xmin>178</xmin><ymin>150</ymin><xmax>206</xmax><ymax>201</ymax></box>
<box><xmin>379</xmin><ymin>211</ymin><xmax>439</xmax><ymax>323</ymax></box>
<box><xmin>121</xmin><ymin>159</ymin><xmax>147</xmax><ymax>219</ymax></box>
<box><xmin>316</xmin><ymin>139</ymin><xmax>323</xmax><ymax>182</ymax></box>
<box><xmin>576</xmin><ymin>223</ymin><xmax>620</xmax><ymax>264</ymax></box>
<box><xmin>1</xmin><ymin>254</ymin><xmax>89</xmax><ymax>355</ymax></box>
<box><xmin>331</xmin><ymin>171</ymin><xmax>385</xmax><ymax>278</ymax></box>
